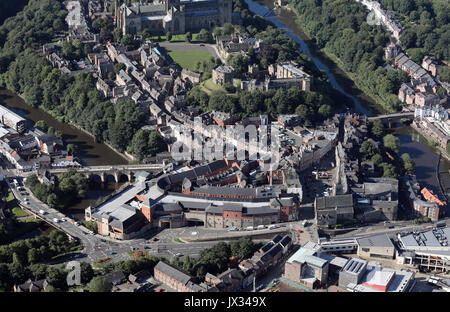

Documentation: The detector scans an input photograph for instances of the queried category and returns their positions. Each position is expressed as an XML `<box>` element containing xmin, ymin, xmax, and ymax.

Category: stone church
<box><xmin>115</xmin><ymin>0</ymin><xmax>233</xmax><ymax>35</ymax></box>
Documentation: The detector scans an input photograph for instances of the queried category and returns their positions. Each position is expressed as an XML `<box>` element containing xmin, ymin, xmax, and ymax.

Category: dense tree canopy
<box><xmin>287</xmin><ymin>0</ymin><xmax>413</xmax><ymax>112</ymax></box>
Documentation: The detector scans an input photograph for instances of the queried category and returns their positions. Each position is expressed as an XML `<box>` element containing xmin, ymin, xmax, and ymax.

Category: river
<box><xmin>0</xmin><ymin>88</ymin><xmax>128</xmax><ymax>166</ymax></box>
<box><xmin>393</xmin><ymin>126</ymin><xmax>450</xmax><ymax>217</ymax></box>
<box><xmin>245</xmin><ymin>0</ymin><xmax>385</xmax><ymax>117</ymax></box>
<box><xmin>245</xmin><ymin>0</ymin><xmax>450</xmax><ymax>211</ymax></box>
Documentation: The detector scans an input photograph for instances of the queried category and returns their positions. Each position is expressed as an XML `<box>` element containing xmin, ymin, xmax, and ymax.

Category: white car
<box><xmin>53</xmin><ymin>218</ymin><xmax>59</xmax><ymax>223</ymax></box>
<box><xmin>39</xmin><ymin>209</ymin><xmax>46</xmax><ymax>215</ymax></box>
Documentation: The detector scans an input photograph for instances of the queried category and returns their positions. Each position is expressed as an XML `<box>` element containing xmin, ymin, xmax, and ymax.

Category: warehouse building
<box><xmin>0</xmin><ymin>105</ymin><xmax>26</xmax><ymax>133</ymax></box>
<box><xmin>356</xmin><ymin>234</ymin><xmax>396</xmax><ymax>260</ymax></box>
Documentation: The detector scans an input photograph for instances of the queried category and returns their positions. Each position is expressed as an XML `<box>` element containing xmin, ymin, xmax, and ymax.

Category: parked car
<box><xmin>110</xmin><ymin>251</ymin><xmax>117</xmax><ymax>255</ymax></box>
<box><xmin>53</xmin><ymin>218</ymin><xmax>59</xmax><ymax>223</ymax></box>
<box><xmin>39</xmin><ymin>209</ymin><xmax>46</xmax><ymax>215</ymax></box>
<box><xmin>228</xmin><ymin>226</ymin><xmax>238</xmax><ymax>231</ymax></box>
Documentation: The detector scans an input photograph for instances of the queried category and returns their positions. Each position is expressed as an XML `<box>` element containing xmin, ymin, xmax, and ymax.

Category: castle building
<box><xmin>115</xmin><ymin>0</ymin><xmax>233</xmax><ymax>35</ymax></box>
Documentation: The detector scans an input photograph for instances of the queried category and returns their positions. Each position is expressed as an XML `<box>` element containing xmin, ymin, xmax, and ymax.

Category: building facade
<box><xmin>115</xmin><ymin>0</ymin><xmax>233</xmax><ymax>35</ymax></box>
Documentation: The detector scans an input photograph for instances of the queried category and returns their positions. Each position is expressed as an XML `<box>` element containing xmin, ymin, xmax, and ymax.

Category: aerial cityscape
<box><xmin>0</xmin><ymin>0</ymin><xmax>449</xmax><ymax>298</ymax></box>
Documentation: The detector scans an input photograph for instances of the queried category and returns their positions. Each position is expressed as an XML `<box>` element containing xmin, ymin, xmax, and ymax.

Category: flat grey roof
<box><xmin>356</xmin><ymin>234</ymin><xmax>394</xmax><ymax>248</ymax></box>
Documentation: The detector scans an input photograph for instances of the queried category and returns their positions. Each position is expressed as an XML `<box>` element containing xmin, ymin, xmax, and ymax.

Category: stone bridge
<box><xmin>368</xmin><ymin>112</ymin><xmax>414</xmax><ymax>127</ymax></box>
<box><xmin>48</xmin><ymin>163</ymin><xmax>165</xmax><ymax>183</ymax></box>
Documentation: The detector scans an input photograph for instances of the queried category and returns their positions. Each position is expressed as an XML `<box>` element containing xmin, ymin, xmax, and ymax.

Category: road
<box><xmin>5</xmin><ymin>176</ymin><xmax>219</xmax><ymax>265</ymax></box>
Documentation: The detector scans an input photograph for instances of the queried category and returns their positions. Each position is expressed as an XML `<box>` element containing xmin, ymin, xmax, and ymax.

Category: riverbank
<box><xmin>411</xmin><ymin>121</ymin><xmax>450</xmax><ymax>163</ymax></box>
<box><xmin>247</xmin><ymin>0</ymin><xmax>384</xmax><ymax>116</ymax></box>
<box><xmin>0</xmin><ymin>88</ymin><xmax>129</xmax><ymax>166</ymax></box>
<box><xmin>272</xmin><ymin>1</ymin><xmax>395</xmax><ymax>114</ymax></box>
<box><xmin>15</xmin><ymin>91</ymin><xmax>133</xmax><ymax>163</ymax></box>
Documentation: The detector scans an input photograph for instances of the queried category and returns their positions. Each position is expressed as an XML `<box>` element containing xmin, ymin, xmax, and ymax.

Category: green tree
<box><xmin>223</xmin><ymin>23</ymin><xmax>234</xmax><ymax>35</ymax></box>
<box><xmin>185</xmin><ymin>32</ymin><xmax>192</xmax><ymax>43</ymax></box>
<box><xmin>401</xmin><ymin>153</ymin><xmax>415</xmax><ymax>175</ymax></box>
<box><xmin>383</xmin><ymin>134</ymin><xmax>400</xmax><ymax>153</ymax></box>
<box><xmin>46</xmin><ymin>193</ymin><xmax>60</xmax><ymax>210</ymax></box>
<box><xmin>371</xmin><ymin>153</ymin><xmax>383</xmax><ymax>166</ymax></box>
<box><xmin>230</xmin><ymin>237</ymin><xmax>258</xmax><ymax>260</ymax></box>
<box><xmin>87</xmin><ymin>276</ymin><xmax>112</xmax><ymax>292</ymax></box>
<box><xmin>121</xmin><ymin>34</ymin><xmax>138</xmax><ymax>50</ymax></box>
<box><xmin>34</xmin><ymin>120</ymin><xmax>48</xmax><ymax>132</ymax></box>
<box><xmin>197</xmin><ymin>29</ymin><xmax>213</xmax><ymax>43</ymax></box>
<box><xmin>381</xmin><ymin>163</ymin><xmax>398</xmax><ymax>179</ymax></box>
<box><xmin>370</xmin><ymin>119</ymin><xmax>385</xmax><ymax>139</ymax></box>
<box><xmin>67</xmin><ymin>143</ymin><xmax>78</xmax><ymax>156</ymax></box>
<box><xmin>361</xmin><ymin>141</ymin><xmax>378</xmax><ymax>159</ymax></box>
<box><xmin>80</xmin><ymin>262</ymin><xmax>94</xmax><ymax>284</ymax></box>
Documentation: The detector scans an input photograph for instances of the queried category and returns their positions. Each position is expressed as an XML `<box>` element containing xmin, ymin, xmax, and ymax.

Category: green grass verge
<box><xmin>167</xmin><ymin>49</ymin><xmax>213</xmax><ymax>71</ymax></box>
<box><xmin>7</xmin><ymin>190</ymin><xmax>28</xmax><ymax>218</ymax></box>
<box><xmin>174</xmin><ymin>237</ymin><xmax>185</xmax><ymax>243</ymax></box>
<box><xmin>200</xmin><ymin>78</ymin><xmax>227</xmax><ymax>95</ymax></box>
<box><xmin>12</xmin><ymin>207</ymin><xmax>28</xmax><ymax>218</ymax></box>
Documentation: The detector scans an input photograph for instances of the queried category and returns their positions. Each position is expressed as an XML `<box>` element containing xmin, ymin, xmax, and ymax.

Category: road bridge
<box><xmin>47</xmin><ymin>163</ymin><xmax>165</xmax><ymax>183</ymax></box>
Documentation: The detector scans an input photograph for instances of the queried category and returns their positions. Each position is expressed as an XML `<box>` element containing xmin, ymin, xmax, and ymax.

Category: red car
<box><xmin>297</xmin><ymin>229</ymin><xmax>303</xmax><ymax>233</ymax></box>
<box><xmin>157</xmin><ymin>288</ymin><xmax>164</xmax><ymax>292</ymax></box>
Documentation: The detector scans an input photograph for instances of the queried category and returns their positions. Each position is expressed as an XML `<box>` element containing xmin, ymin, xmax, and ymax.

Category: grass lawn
<box><xmin>168</xmin><ymin>49</ymin><xmax>213</xmax><ymax>71</ymax></box>
<box><xmin>200</xmin><ymin>78</ymin><xmax>227</xmax><ymax>95</ymax></box>
<box><xmin>12</xmin><ymin>207</ymin><xmax>28</xmax><ymax>218</ymax></box>
<box><xmin>173</xmin><ymin>237</ymin><xmax>185</xmax><ymax>243</ymax></box>
<box><xmin>7</xmin><ymin>190</ymin><xmax>28</xmax><ymax>217</ymax></box>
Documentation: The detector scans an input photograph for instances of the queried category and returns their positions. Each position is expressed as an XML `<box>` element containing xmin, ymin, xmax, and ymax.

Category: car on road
<box><xmin>144</xmin><ymin>246</ymin><xmax>150</xmax><ymax>250</ymax></box>
<box><xmin>175</xmin><ymin>253</ymin><xmax>183</xmax><ymax>257</ymax></box>
<box><xmin>110</xmin><ymin>251</ymin><xmax>117</xmax><ymax>255</ymax></box>
<box><xmin>157</xmin><ymin>288</ymin><xmax>165</xmax><ymax>292</ymax></box>
<box><xmin>228</xmin><ymin>226</ymin><xmax>238</xmax><ymax>231</ymax></box>
<box><xmin>53</xmin><ymin>218</ymin><xmax>59</xmax><ymax>223</ymax></box>
<box><xmin>75</xmin><ymin>222</ymin><xmax>80</xmax><ymax>226</ymax></box>
<box><xmin>199</xmin><ymin>44</ymin><xmax>205</xmax><ymax>46</ymax></box>
<box><xmin>39</xmin><ymin>209</ymin><xmax>46</xmax><ymax>215</ymax></box>
<box><xmin>152</xmin><ymin>237</ymin><xmax>159</xmax><ymax>242</ymax></box>
<box><xmin>297</xmin><ymin>229</ymin><xmax>303</xmax><ymax>233</ymax></box>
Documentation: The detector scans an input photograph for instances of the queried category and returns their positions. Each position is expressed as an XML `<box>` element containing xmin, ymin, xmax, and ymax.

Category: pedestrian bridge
<box><xmin>368</xmin><ymin>112</ymin><xmax>414</xmax><ymax>127</ymax></box>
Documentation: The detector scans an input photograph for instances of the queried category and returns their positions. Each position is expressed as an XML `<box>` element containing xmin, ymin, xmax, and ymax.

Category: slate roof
<box><xmin>356</xmin><ymin>234</ymin><xmax>394</xmax><ymax>248</ymax></box>
<box><xmin>155</xmin><ymin>261</ymin><xmax>192</xmax><ymax>285</ymax></box>
<box><xmin>105</xmin><ymin>271</ymin><xmax>126</xmax><ymax>286</ymax></box>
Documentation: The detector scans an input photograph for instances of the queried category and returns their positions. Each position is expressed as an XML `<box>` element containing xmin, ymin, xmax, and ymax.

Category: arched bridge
<box><xmin>48</xmin><ymin>163</ymin><xmax>165</xmax><ymax>183</ymax></box>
